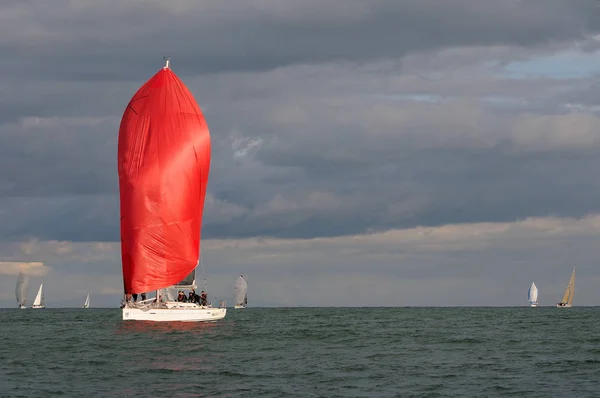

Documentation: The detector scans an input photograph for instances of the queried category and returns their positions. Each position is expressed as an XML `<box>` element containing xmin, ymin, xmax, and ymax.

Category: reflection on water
<box><xmin>10</xmin><ymin>308</ymin><xmax>599</xmax><ymax>396</ymax></box>
<box><xmin>113</xmin><ymin>318</ymin><xmax>231</xmax><ymax>387</ymax></box>
<box><xmin>115</xmin><ymin>320</ymin><xmax>224</xmax><ymax>335</ymax></box>
<box><xmin>149</xmin><ymin>353</ymin><xmax>221</xmax><ymax>372</ymax></box>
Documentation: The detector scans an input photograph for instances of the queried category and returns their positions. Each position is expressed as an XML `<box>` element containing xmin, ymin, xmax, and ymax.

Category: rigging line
<box><xmin>200</xmin><ymin>255</ymin><xmax>208</xmax><ymax>294</ymax></box>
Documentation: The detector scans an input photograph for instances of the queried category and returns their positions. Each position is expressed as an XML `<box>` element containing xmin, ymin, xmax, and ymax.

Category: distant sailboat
<box><xmin>83</xmin><ymin>294</ymin><xmax>90</xmax><ymax>309</ymax></box>
<box><xmin>528</xmin><ymin>282</ymin><xmax>538</xmax><ymax>307</ymax></box>
<box><xmin>31</xmin><ymin>283</ymin><xmax>45</xmax><ymax>309</ymax></box>
<box><xmin>556</xmin><ymin>267</ymin><xmax>576</xmax><ymax>308</ymax></box>
<box><xmin>234</xmin><ymin>275</ymin><xmax>248</xmax><ymax>309</ymax></box>
<box><xmin>15</xmin><ymin>272</ymin><xmax>28</xmax><ymax>309</ymax></box>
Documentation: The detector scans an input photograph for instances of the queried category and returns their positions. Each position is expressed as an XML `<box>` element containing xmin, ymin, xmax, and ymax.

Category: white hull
<box><xmin>32</xmin><ymin>305</ymin><xmax>45</xmax><ymax>309</ymax></box>
<box><xmin>530</xmin><ymin>303</ymin><xmax>537</xmax><ymax>307</ymax></box>
<box><xmin>234</xmin><ymin>304</ymin><xmax>246</xmax><ymax>309</ymax></box>
<box><xmin>122</xmin><ymin>302</ymin><xmax>226</xmax><ymax>322</ymax></box>
<box><xmin>18</xmin><ymin>304</ymin><xmax>26</xmax><ymax>309</ymax></box>
<box><xmin>556</xmin><ymin>304</ymin><xmax>572</xmax><ymax>308</ymax></box>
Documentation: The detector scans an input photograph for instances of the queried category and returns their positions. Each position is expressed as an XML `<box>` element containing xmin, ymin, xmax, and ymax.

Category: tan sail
<box><xmin>557</xmin><ymin>267</ymin><xmax>575</xmax><ymax>307</ymax></box>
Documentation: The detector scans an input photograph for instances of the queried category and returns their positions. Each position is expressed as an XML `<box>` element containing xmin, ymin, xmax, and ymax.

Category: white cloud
<box><xmin>512</xmin><ymin>112</ymin><xmax>600</xmax><ymax>152</ymax></box>
<box><xmin>93</xmin><ymin>242</ymin><xmax>115</xmax><ymax>252</ymax></box>
<box><xmin>0</xmin><ymin>261</ymin><xmax>50</xmax><ymax>276</ymax></box>
<box><xmin>203</xmin><ymin>213</ymin><xmax>600</xmax><ymax>254</ymax></box>
<box><xmin>20</xmin><ymin>240</ymin><xmax>38</xmax><ymax>255</ymax></box>
<box><xmin>1</xmin><ymin>213</ymin><xmax>599</xmax><ymax>307</ymax></box>
<box><xmin>229</xmin><ymin>129</ymin><xmax>264</xmax><ymax>159</ymax></box>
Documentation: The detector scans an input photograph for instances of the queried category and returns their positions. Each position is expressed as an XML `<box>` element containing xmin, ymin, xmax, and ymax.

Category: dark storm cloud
<box><xmin>0</xmin><ymin>195</ymin><xmax>117</xmax><ymax>242</ymax></box>
<box><xmin>2</xmin><ymin>1</ymin><xmax>600</xmax><ymax>243</ymax></box>
<box><xmin>0</xmin><ymin>116</ymin><xmax>118</xmax><ymax>198</ymax></box>
<box><xmin>2</xmin><ymin>0</ymin><xmax>600</xmax><ymax>81</ymax></box>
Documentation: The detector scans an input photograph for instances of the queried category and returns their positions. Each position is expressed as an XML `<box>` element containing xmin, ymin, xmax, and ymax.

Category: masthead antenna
<box><xmin>163</xmin><ymin>56</ymin><xmax>171</xmax><ymax>69</ymax></box>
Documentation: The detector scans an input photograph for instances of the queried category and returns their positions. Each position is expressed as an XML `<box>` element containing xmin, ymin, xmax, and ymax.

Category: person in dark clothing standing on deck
<box><xmin>191</xmin><ymin>290</ymin><xmax>200</xmax><ymax>304</ymax></box>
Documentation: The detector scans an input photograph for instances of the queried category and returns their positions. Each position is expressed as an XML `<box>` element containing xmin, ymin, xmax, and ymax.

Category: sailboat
<box><xmin>556</xmin><ymin>267</ymin><xmax>576</xmax><ymax>308</ymax></box>
<box><xmin>118</xmin><ymin>58</ymin><xmax>226</xmax><ymax>322</ymax></box>
<box><xmin>234</xmin><ymin>274</ymin><xmax>248</xmax><ymax>309</ymax></box>
<box><xmin>31</xmin><ymin>283</ymin><xmax>45</xmax><ymax>309</ymax></box>
<box><xmin>527</xmin><ymin>282</ymin><xmax>538</xmax><ymax>307</ymax></box>
<box><xmin>83</xmin><ymin>293</ymin><xmax>90</xmax><ymax>308</ymax></box>
<box><xmin>15</xmin><ymin>272</ymin><xmax>28</xmax><ymax>309</ymax></box>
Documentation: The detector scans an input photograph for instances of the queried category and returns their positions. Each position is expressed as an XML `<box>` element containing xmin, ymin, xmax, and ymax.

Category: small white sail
<box><xmin>528</xmin><ymin>282</ymin><xmax>538</xmax><ymax>307</ymax></box>
<box><xmin>15</xmin><ymin>272</ymin><xmax>28</xmax><ymax>309</ymax></box>
<box><xmin>32</xmin><ymin>283</ymin><xmax>45</xmax><ymax>308</ymax></box>
<box><xmin>234</xmin><ymin>275</ymin><xmax>248</xmax><ymax>308</ymax></box>
<box><xmin>83</xmin><ymin>293</ymin><xmax>90</xmax><ymax>308</ymax></box>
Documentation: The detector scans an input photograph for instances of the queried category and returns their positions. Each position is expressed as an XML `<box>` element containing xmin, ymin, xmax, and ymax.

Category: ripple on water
<box><xmin>2</xmin><ymin>307</ymin><xmax>600</xmax><ymax>397</ymax></box>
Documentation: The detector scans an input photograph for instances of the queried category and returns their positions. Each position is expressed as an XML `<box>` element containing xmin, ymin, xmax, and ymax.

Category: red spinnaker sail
<box><xmin>118</xmin><ymin>65</ymin><xmax>211</xmax><ymax>294</ymax></box>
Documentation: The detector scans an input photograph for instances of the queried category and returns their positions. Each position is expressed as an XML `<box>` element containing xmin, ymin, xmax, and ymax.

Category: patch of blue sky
<box><xmin>502</xmin><ymin>49</ymin><xmax>600</xmax><ymax>79</ymax></box>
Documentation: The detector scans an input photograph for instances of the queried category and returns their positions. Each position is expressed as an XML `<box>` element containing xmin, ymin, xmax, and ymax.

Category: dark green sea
<box><xmin>1</xmin><ymin>307</ymin><xmax>599</xmax><ymax>397</ymax></box>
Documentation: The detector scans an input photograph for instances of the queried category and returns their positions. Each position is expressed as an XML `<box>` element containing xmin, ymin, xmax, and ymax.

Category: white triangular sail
<box><xmin>32</xmin><ymin>283</ymin><xmax>45</xmax><ymax>308</ymax></box>
<box><xmin>83</xmin><ymin>294</ymin><xmax>90</xmax><ymax>308</ymax></box>
<box><xmin>528</xmin><ymin>282</ymin><xmax>538</xmax><ymax>306</ymax></box>
<box><xmin>234</xmin><ymin>275</ymin><xmax>248</xmax><ymax>308</ymax></box>
<box><xmin>15</xmin><ymin>272</ymin><xmax>28</xmax><ymax>308</ymax></box>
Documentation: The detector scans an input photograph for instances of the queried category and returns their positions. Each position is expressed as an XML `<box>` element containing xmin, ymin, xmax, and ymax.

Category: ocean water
<box><xmin>1</xmin><ymin>307</ymin><xmax>600</xmax><ymax>397</ymax></box>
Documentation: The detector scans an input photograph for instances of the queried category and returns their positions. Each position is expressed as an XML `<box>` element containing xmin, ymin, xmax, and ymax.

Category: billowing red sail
<box><xmin>118</xmin><ymin>63</ymin><xmax>211</xmax><ymax>294</ymax></box>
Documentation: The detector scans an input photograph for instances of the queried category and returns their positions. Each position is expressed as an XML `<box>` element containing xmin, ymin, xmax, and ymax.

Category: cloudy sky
<box><xmin>2</xmin><ymin>0</ymin><xmax>600</xmax><ymax>307</ymax></box>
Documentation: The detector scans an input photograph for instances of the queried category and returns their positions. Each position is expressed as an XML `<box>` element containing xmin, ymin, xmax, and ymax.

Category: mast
<box><xmin>200</xmin><ymin>256</ymin><xmax>208</xmax><ymax>294</ymax></box>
